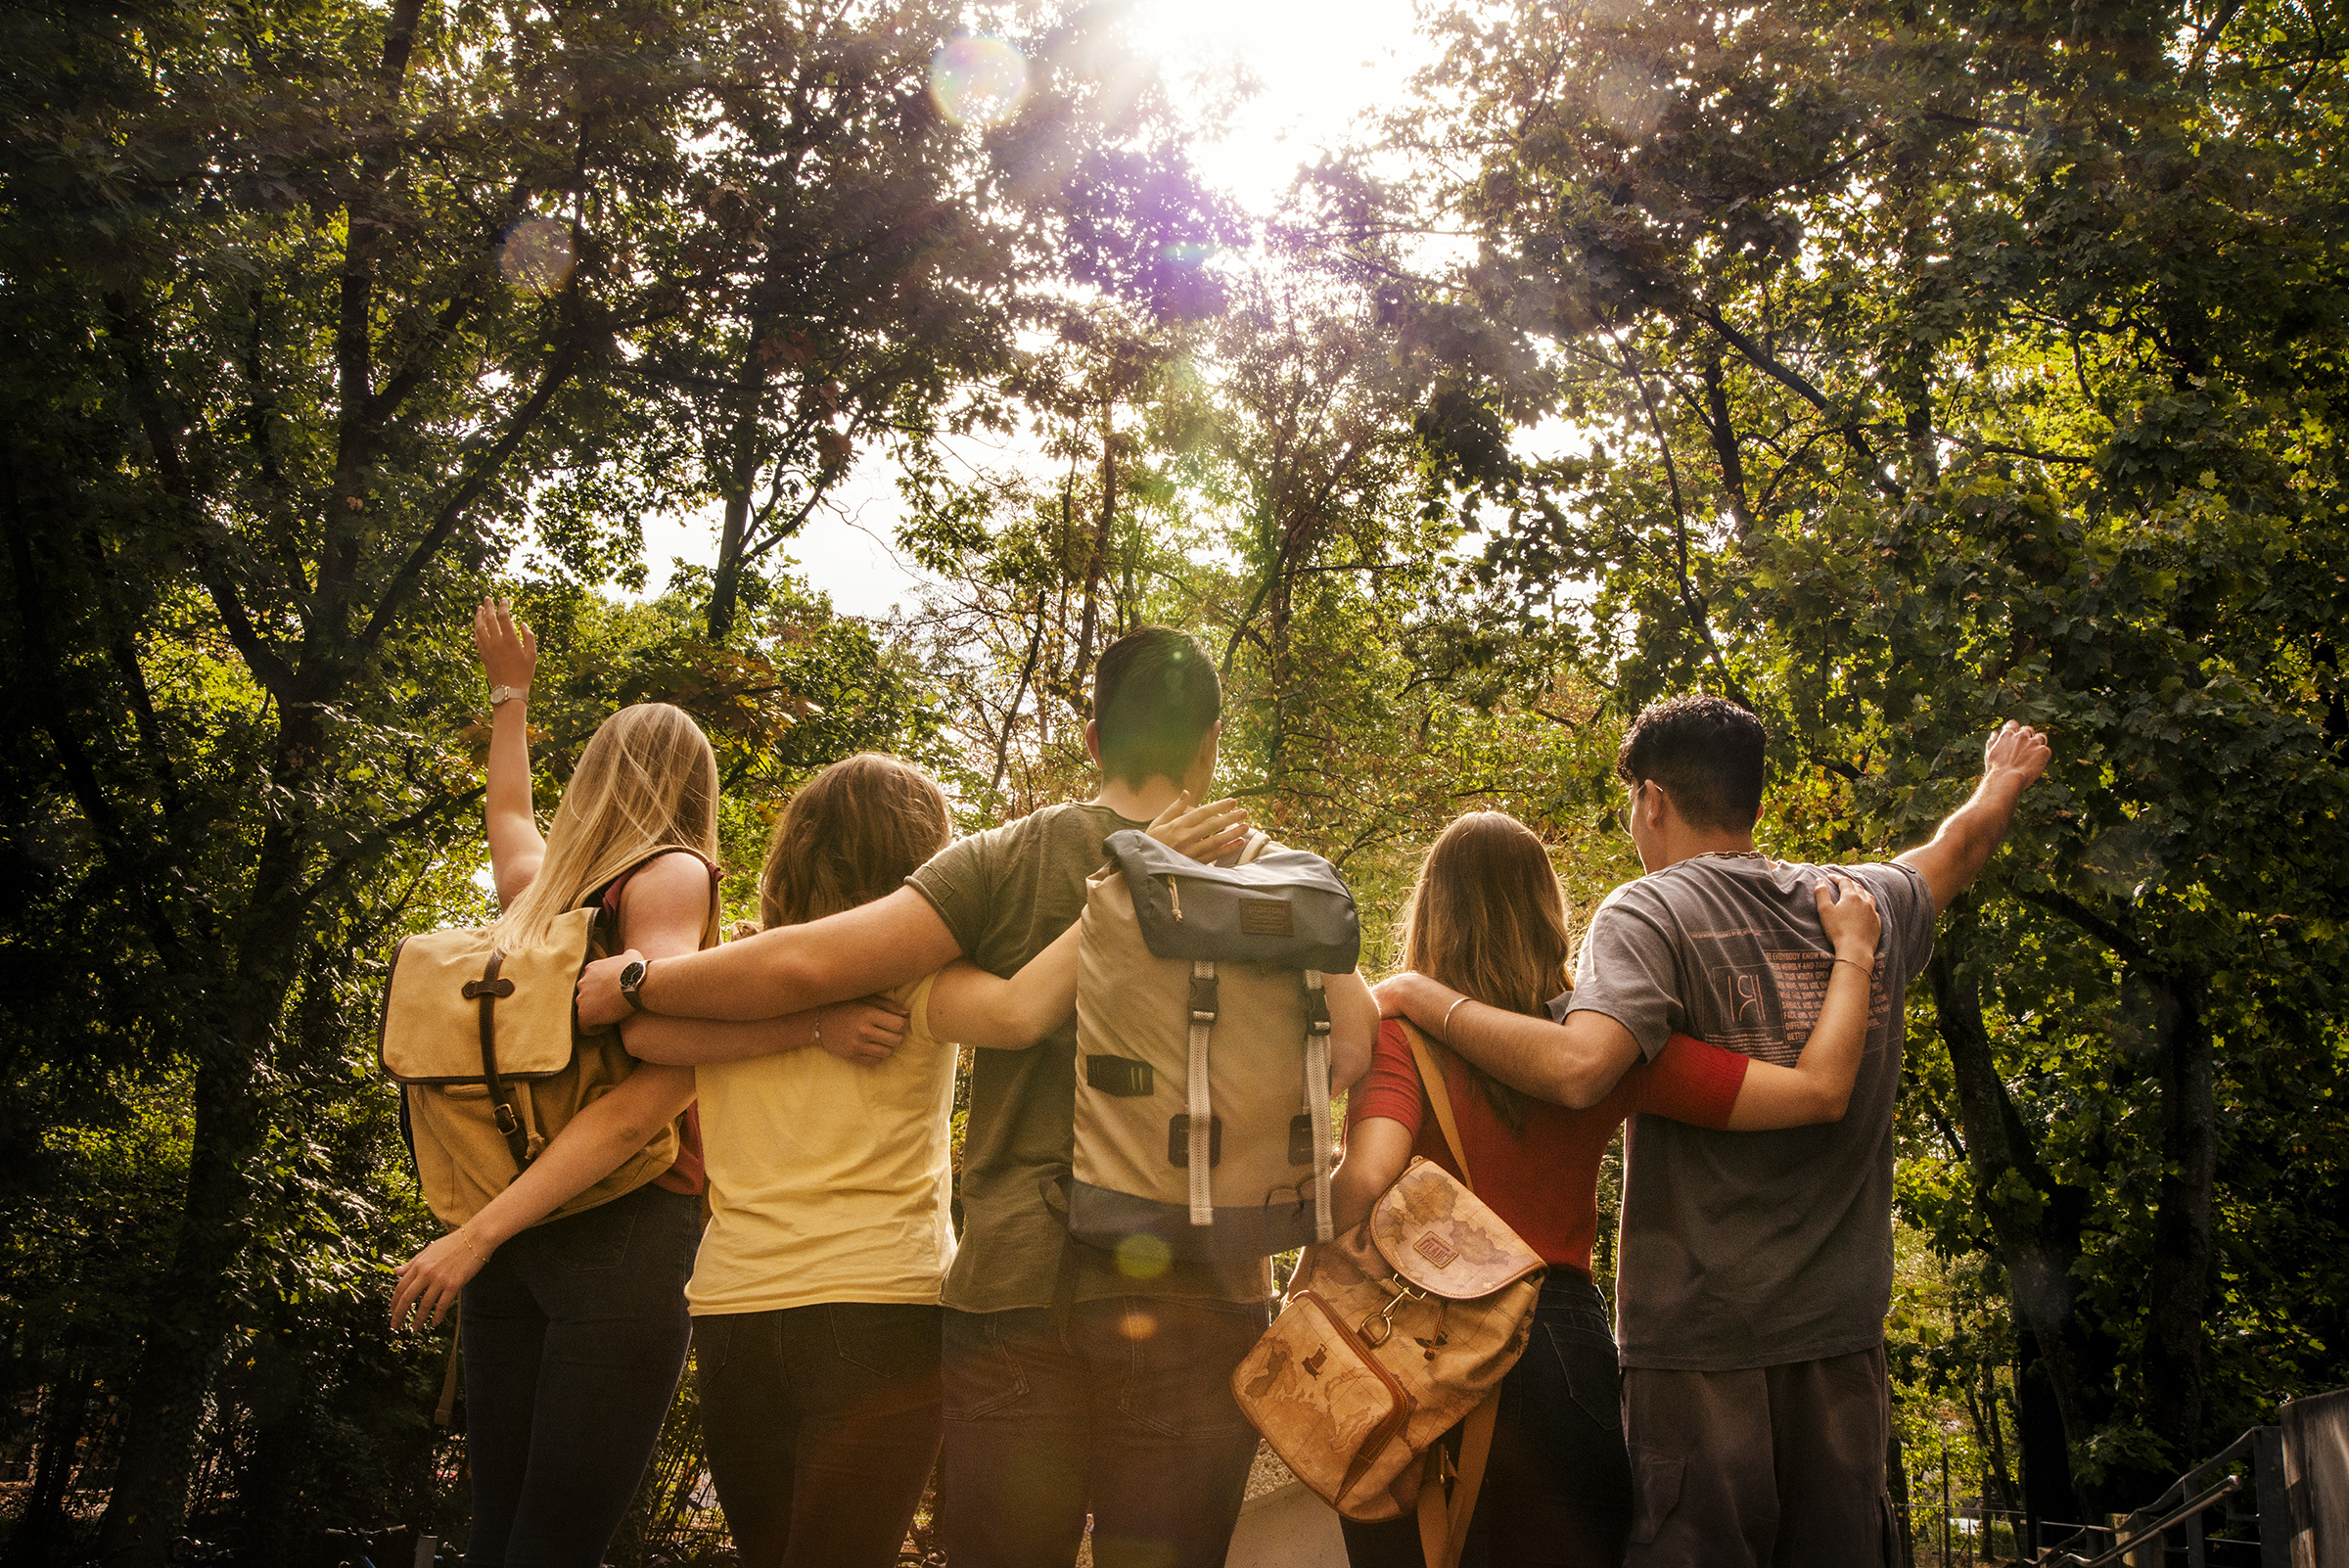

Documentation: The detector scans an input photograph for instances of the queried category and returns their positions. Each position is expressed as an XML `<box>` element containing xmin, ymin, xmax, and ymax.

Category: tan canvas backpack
<box><xmin>1231</xmin><ymin>1023</ymin><xmax>1545</xmax><ymax>1568</ymax></box>
<box><xmin>378</xmin><ymin>849</ymin><xmax>717</xmax><ymax>1228</ymax></box>
<box><xmin>1068</xmin><ymin>827</ymin><xmax>1361</xmax><ymax>1261</ymax></box>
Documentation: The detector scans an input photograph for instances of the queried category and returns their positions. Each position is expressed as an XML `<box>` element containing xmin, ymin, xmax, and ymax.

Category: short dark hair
<box><xmin>1093</xmin><ymin>626</ymin><xmax>1221</xmax><ymax>789</ymax></box>
<box><xmin>1616</xmin><ymin>695</ymin><xmax>1767</xmax><ymax>832</ymax></box>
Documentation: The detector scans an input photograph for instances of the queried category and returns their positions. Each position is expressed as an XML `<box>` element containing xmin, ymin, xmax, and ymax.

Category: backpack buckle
<box><xmin>493</xmin><ymin>1102</ymin><xmax>521</xmax><ymax>1135</ymax></box>
<box><xmin>1188</xmin><ymin>974</ymin><xmax>1219</xmax><ymax>1021</ymax></box>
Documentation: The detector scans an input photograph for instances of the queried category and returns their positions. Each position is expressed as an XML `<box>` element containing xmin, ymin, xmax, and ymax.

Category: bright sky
<box><xmin>635</xmin><ymin>0</ymin><xmax>1429</xmax><ymax>620</ymax></box>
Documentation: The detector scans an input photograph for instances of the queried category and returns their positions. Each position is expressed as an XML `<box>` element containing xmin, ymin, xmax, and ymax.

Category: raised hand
<box><xmin>1814</xmin><ymin>871</ymin><xmax>1881</xmax><ymax>964</ymax></box>
<box><xmin>474</xmin><ymin>596</ymin><xmax>537</xmax><ymax>690</ymax></box>
<box><xmin>818</xmin><ymin>997</ymin><xmax>910</xmax><ymax>1065</ymax></box>
<box><xmin>1983</xmin><ymin>719</ymin><xmax>2052</xmax><ymax>795</ymax></box>
<box><xmin>1147</xmin><ymin>791</ymin><xmax>1252</xmax><ymax>863</ymax></box>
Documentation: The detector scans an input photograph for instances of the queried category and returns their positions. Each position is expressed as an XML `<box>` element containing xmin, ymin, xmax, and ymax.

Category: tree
<box><xmin>0</xmin><ymin>0</ymin><xmax>1209</xmax><ymax>1558</ymax></box>
<box><xmin>1379</xmin><ymin>0</ymin><xmax>2349</xmax><ymax>1506</ymax></box>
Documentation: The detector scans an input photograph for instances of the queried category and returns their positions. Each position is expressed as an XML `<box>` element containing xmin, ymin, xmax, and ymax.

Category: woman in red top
<box><xmin>1330</xmin><ymin>811</ymin><xmax>1883</xmax><ymax>1568</ymax></box>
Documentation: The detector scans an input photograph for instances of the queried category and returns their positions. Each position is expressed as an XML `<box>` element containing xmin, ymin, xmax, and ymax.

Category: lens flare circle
<box><xmin>500</xmin><ymin>218</ymin><xmax>575</xmax><ymax>295</ymax></box>
<box><xmin>930</xmin><ymin>35</ymin><xmax>1028</xmax><ymax>127</ymax></box>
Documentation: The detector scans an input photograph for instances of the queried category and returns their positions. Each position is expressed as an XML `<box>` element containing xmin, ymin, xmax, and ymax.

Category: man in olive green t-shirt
<box><xmin>579</xmin><ymin>626</ymin><xmax>1379</xmax><ymax>1568</ymax></box>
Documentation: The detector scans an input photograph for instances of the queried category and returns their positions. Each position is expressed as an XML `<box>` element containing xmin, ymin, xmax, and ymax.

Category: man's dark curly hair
<box><xmin>1616</xmin><ymin>695</ymin><xmax>1768</xmax><ymax>833</ymax></box>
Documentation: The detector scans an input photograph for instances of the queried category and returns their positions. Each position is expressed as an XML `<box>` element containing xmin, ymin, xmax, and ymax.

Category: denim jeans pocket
<box><xmin>1114</xmin><ymin>1298</ymin><xmax>1266</xmax><ymax>1442</ymax></box>
<box><xmin>943</xmin><ymin>1312</ymin><xmax>1031</xmax><ymax>1423</ymax></box>
<box><xmin>829</xmin><ymin>1304</ymin><xmax>942</xmax><ymax>1379</ymax></box>
<box><xmin>1546</xmin><ymin>1320</ymin><xmax>1625</xmax><ymax>1435</ymax></box>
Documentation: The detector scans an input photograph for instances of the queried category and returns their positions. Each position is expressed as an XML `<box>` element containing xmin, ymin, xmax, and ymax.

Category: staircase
<box><xmin>2035</xmin><ymin>1387</ymin><xmax>2347</xmax><ymax>1567</ymax></box>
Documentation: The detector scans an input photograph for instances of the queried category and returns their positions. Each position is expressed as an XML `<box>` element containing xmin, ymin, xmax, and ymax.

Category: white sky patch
<box><xmin>634</xmin><ymin>0</ymin><xmax>1437</xmax><ymax>622</ymax></box>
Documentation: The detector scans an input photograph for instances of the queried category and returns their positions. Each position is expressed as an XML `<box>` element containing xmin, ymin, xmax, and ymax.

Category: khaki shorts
<box><xmin>1623</xmin><ymin>1344</ymin><xmax>1899</xmax><ymax>1568</ymax></box>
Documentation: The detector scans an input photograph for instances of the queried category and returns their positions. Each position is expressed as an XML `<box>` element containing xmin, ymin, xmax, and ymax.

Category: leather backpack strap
<box><xmin>1401</xmin><ymin>1022</ymin><xmax>1474</xmax><ymax>1192</ymax></box>
<box><xmin>434</xmin><ymin>1326</ymin><xmax>463</xmax><ymax>1429</ymax></box>
<box><xmin>462</xmin><ymin>951</ymin><xmax>529</xmax><ymax>1172</ymax></box>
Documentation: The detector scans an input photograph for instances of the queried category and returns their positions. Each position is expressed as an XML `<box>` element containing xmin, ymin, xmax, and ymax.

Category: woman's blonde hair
<box><xmin>760</xmin><ymin>753</ymin><xmax>952</xmax><ymax>928</ymax></box>
<box><xmin>1392</xmin><ymin>811</ymin><xmax>1576</xmax><ymax>1134</ymax></box>
<box><xmin>491</xmin><ymin>703</ymin><xmax>720</xmax><ymax>949</ymax></box>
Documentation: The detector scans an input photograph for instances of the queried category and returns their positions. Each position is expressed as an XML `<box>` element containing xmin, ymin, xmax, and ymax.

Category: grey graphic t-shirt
<box><xmin>1564</xmin><ymin>854</ymin><xmax>1933</xmax><ymax>1370</ymax></box>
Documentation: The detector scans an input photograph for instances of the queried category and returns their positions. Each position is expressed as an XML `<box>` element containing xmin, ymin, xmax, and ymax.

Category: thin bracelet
<box><xmin>452</xmin><ymin>1228</ymin><xmax>489</xmax><ymax>1265</ymax></box>
<box><xmin>811</xmin><ymin>1011</ymin><xmax>823</xmax><ymax>1052</ymax></box>
<box><xmin>1440</xmin><ymin>994</ymin><xmax>1471</xmax><ymax>1043</ymax></box>
<box><xmin>1833</xmin><ymin>956</ymin><xmax>1874</xmax><ymax>978</ymax></box>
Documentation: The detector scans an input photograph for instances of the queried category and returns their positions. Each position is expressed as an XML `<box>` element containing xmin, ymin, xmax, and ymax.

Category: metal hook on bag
<box><xmin>1358</xmin><ymin>1277</ymin><xmax>1427</xmax><ymax>1349</ymax></box>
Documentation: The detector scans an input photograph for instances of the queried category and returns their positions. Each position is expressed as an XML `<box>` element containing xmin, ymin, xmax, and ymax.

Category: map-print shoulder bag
<box><xmin>1229</xmin><ymin>1022</ymin><xmax>1546</xmax><ymax>1568</ymax></box>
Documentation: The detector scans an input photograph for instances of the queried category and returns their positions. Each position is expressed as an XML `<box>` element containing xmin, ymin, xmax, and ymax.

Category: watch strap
<box><xmin>489</xmin><ymin>683</ymin><xmax>530</xmax><ymax>707</ymax></box>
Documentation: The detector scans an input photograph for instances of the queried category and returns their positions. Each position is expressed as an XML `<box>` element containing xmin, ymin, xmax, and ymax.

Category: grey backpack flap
<box><xmin>1104</xmin><ymin>830</ymin><xmax>1360</xmax><ymax>971</ymax></box>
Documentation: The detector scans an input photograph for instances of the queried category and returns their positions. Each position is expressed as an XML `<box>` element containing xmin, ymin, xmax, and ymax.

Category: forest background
<box><xmin>4</xmin><ymin>0</ymin><xmax>2347</xmax><ymax>1563</ymax></box>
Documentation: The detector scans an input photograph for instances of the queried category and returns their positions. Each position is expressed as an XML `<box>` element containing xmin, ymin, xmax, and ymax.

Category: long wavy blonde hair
<box><xmin>1392</xmin><ymin>811</ymin><xmax>1577</xmax><ymax>1134</ymax></box>
<box><xmin>490</xmin><ymin>703</ymin><xmax>721</xmax><ymax>949</ymax></box>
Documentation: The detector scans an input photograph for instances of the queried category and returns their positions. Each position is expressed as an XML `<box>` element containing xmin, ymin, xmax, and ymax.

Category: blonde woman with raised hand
<box><xmin>390</xmin><ymin>601</ymin><xmax>908</xmax><ymax>1568</ymax></box>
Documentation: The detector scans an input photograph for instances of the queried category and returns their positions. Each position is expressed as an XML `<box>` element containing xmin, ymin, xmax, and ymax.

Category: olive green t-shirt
<box><xmin>906</xmin><ymin>801</ymin><xmax>1274</xmax><ymax>1314</ymax></box>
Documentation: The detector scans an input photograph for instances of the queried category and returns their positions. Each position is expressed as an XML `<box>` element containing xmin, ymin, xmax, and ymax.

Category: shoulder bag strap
<box><xmin>1401</xmin><ymin>1018</ymin><xmax>1497</xmax><ymax>1568</ymax></box>
<box><xmin>1400</xmin><ymin>1021</ymin><xmax>1473</xmax><ymax>1191</ymax></box>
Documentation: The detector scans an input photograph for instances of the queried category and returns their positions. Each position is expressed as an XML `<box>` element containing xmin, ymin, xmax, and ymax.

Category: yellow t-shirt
<box><xmin>686</xmin><ymin>974</ymin><xmax>957</xmax><ymax>1314</ymax></box>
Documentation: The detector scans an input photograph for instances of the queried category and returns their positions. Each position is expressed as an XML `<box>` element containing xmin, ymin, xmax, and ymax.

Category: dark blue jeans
<box><xmin>1341</xmin><ymin>1271</ymin><xmax>1635</xmax><ymax>1568</ymax></box>
<box><xmin>692</xmin><ymin>1303</ymin><xmax>944</xmax><ymax>1568</ymax></box>
<box><xmin>941</xmin><ymin>1295</ymin><xmax>1270</xmax><ymax>1568</ymax></box>
<box><xmin>459</xmin><ymin>1182</ymin><xmax>700</xmax><ymax>1568</ymax></box>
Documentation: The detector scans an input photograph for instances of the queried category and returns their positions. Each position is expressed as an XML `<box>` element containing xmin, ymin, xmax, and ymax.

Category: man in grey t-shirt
<box><xmin>1378</xmin><ymin>697</ymin><xmax>2050</xmax><ymax>1567</ymax></box>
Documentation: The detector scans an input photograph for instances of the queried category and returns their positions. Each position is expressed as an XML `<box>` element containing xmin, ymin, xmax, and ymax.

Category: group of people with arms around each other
<box><xmin>387</xmin><ymin>599</ymin><xmax>2051</xmax><ymax>1568</ymax></box>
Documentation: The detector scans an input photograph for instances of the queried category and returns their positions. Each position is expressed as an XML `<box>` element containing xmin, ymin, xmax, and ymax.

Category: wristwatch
<box><xmin>618</xmin><ymin>958</ymin><xmax>650</xmax><ymax>1014</ymax></box>
<box><xmin>489</xmin><ymin>683</ymin><xmax>530</xmax><ymax>707</ymax></box>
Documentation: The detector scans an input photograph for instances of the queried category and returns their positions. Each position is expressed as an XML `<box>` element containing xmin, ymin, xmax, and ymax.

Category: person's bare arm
<box><xmin>1896</xmin><ymin>720</ymin><xmax>2053</xmax><ymax>915</ymax></box>
<box><xmin>927</xmin><ymin>926</ymin><xmax>1079</xmax><ymax>1051</ymax></box>
<box><xmin>580</xmin><ymin>885</ymin><xmax>964</xmax><ymax>1028</ymax></box>
<box><xmin>1330</xmin><ymin>1117</ymin><xmax>1415</xmax><ymax>1233</ymax></box>
<box><xmin>922</xmin><ymin>792</ymin><xmax>1257</xmax><ymax>1051</ymax></box>
<box><xmin>622</xmin><ymin>998</ymin><xmax>910</xmax><ymax>1067</ymax></box>
<box><xmin>1724</xmin><ymin>873</ymin><xmax>1882</xmax><ymax>1129</ymax></box>
<box><xmin>1322</xmin><ymin>969</ymin><xmax>1378</xmax><ymax>1092</ymax></box>
<box><xmin>475</xmin><ymin>598</ymin><xmax>543</xmax><ymax>906</ymax></box>
<box><xmin>1371</xmin><ymin>973</ymin><xmax>1643</xmax><ymax>1110</ymax></box>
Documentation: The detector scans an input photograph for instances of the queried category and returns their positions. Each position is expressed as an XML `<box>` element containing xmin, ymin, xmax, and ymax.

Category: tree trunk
<box><xmin>6</xmin><ymin>1360</ymin><xmax>95</xmax><ymax>1567</ymax></box>
<box><xmin>1928</xmin><ymin>938</ymin><xmax>2119</xmax><ymax>1509</ymax></box>
<box><xmin>1072</xmin><ymin>398</ymin><xmax>1116</xmax><ymax>678</ymax></box>
<box><xmin>95</xmin><ymin>718</ymin><xmax>322</xmax><ymax>1568</ymax></box>
<box><xmin>2142</xmin><ymin>975</ymin><xmax>2217</xmax><ymax>1465</ymax></box>
<box><xmin>707</xmin><ymin>341</ymin><xmax>767</xmax><ymax>645</ymax></box>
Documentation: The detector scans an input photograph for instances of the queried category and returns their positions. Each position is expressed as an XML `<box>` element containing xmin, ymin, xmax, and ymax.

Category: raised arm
<box><xmin>1896</xmin><ymin>720</ymin><xmax>2053</xmax><ymax>914</ymax></box>
<box><xmin>1371</xmin><ymin>973</ymin><xmax>1641</xmax><ymax>1110</ymax></box>
<box><xmin>1721</xmin><ymin>873</ymin><xmax>1882</xmax><ymax>1129</ymax></box>
<box><xmin>474</xmin><ymin>598</ymin><xmax>544</xmax><ymax>907</ymax></box>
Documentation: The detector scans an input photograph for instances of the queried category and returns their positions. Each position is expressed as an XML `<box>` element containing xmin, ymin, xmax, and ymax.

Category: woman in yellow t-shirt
<box><xmin>618</xmin><ymin>751</ymin><xmax>1244</xmax><ymax>1568</ymax></box>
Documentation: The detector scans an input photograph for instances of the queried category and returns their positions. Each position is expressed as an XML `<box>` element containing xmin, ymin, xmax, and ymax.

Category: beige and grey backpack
<box><xmin>378</xmin><ymin>849</ymin><xmax>716</xmax><ymax>1228</ymax></box>
<box><xmin>1068</xmin><ymin>828</ymin><xmax>1361</xmax><ymax>1261</ymax></box>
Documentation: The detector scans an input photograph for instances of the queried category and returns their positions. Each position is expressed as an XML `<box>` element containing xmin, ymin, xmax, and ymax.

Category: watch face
<box><xmin>620</xmin><ymin>960</ymin><xmax>647</xmax><ymax>990</ymax></box>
